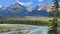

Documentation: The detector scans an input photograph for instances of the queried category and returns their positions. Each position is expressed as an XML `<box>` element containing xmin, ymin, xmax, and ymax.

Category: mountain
<box><xmin>0</xmin><ymin>2</ymin><xmax>28</xmax><ymax>18</ymax></box>
<box><xmin>27</xmin><ymin>2</ymin><xmax>60</xmax><ymax>16</ymax></box>
<box><xmin>0</xmin><ymin>6</ymin><xmax>7</xmax><ymax>17</ymax></box>
<box><xmin>8</xmin><ymin>2</ymin><xmax>28</xmax><ymax>17</ymax></box>
<box><xmin>0</xmin><ymin>2</ymin><xmax>59</xmax><ymax>18</ymax></box>
<box><xmin>28</xmin><ymin>2</ymin><xmax>54</xmax><ymax>12</ymax></box>
<box><xmin>27</xmin><ymin>6</ymin><xmax>48</xmax><ymax>16</ymax></box>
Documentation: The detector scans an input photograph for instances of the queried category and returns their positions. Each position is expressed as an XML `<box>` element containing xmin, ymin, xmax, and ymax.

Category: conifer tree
<box><xmin>48</xmin><ymin>0</ymin><xmax>59</xmax><ymax>34</ymax></box>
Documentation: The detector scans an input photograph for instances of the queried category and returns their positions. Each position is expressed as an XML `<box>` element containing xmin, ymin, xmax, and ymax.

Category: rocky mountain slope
<box><xmin>0</xmin><ymin>2</ymin><xmax>59</xmax><ymax>18</ymax></box>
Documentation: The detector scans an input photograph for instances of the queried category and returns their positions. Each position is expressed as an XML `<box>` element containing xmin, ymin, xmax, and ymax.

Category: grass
<box><xmin>57</xmin><ymin>27</ymin><xmax>60</xmax><ymax>34</ymax></box>
<box><xmin>0</xmin><ymin>17</ymin><xmax>53</xmax><ymax>26</ymax></box>
<box><xmin>0</xmin><ymin>16</ymin><xmax>53</xmax><ymax>21</ymax></box>
<box><xmin>0</xmin><ymin>20</ymin><xmax>49</xmax><ymax>26</ymax></box>
<box><xmin>0</xmin><ymin>25</ymin><xmax>24</xmax><ymax>33</ymax></box>
<box><xmin>0</xmin><ymin>26</ymin><xmax>13</xmax><ymax>33</ymax></box>
<box><xmin>0</xmin><ymin>17</ymin><xmax>60</xmax><ymax>26</ymax></box>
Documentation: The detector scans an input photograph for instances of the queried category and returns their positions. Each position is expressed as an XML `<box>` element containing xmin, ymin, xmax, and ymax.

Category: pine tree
<box><xmin>48</xmin><ymin>0</ymin><xmax>59</xmax><ymax>34</ymax></box>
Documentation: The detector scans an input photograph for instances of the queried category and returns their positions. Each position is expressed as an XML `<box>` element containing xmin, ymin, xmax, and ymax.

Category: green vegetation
<box><xmin>48</xmin><ymin>0</ymin><xmax>59</xmax><ymax>34</ymax></box>
<box><xmin>0</xmin><ymin>25</ymin><xmax>24</xmax><ymax>34</ymax></box>
<box><xmin>0</xmin><ymin>26</ymin><xmax>12</xmax><ymax>33</ymax></box>
<box><xmin>0</xmin><ymin>20</ymin><xmax>49</xmax><ymax>26</ymax></box>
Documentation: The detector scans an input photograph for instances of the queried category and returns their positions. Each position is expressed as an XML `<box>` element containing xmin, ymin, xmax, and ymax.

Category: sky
<box><xmin>0</xmin><ymin>0</ymin><xmax>53</xmax><ymax>8</ymax></box>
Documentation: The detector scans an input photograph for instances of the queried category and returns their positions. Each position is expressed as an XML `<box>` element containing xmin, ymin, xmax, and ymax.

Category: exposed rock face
<box><xmin>0</xmin><ymin>2</ymin><xmax>60</xmax><ymax>18</ymax></box>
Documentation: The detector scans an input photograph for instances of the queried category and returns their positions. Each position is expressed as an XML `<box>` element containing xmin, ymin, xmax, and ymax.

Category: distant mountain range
<box><xmin>0</xmin><ymin>2</ymin><xmax>59</xmax><ymax>18</ymax></box>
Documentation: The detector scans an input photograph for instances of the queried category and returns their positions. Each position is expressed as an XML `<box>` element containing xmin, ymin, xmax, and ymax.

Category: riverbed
<box><xmin>0</xmin><ymin>24</ymin><xmax>48</xmax><ymax>34</ymax></box>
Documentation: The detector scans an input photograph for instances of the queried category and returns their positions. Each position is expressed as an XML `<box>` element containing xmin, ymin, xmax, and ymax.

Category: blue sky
<box><xmin>0</xmin><ymin>0</ymin><xmax>53</xmax><ymax>8</ymax></box>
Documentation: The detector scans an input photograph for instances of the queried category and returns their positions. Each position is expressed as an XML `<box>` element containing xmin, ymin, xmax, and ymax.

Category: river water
<box><xmin>0</xmin><ymin>24</ymin><xmax>49</xmax><ymax>34</ymax></box>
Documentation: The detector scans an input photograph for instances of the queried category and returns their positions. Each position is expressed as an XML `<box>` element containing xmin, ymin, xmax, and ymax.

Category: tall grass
<box><xmin>0</xmin><ymin>20</ymin><xmax>49</xmax><ymax>26</ymax></box>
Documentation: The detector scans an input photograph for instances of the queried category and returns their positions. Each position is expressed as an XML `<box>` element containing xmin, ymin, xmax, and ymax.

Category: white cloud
<box><xmin>0</xmin><ymin>5</ymin><xmax>2</xmax><ymax>8</ymax></box>
<box><xmin>16</xmin><ymin>0</ymin><xmax>33</xmax><ymax>6</ymax></box>
<box><xmin>38</xmin><ymin>0</ymin><xmax>43</xmax><ymax>2</ymax></box>
<box><xmin>19</xmin><ymin>2</ymin><xmax>33</xmax><ymax>6</ymax></box>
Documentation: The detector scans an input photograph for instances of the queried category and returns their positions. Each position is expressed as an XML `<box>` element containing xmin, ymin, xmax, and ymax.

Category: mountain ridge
<box><xmin>0</xmin><ymin>2</ymin><xmax>59</xmax><ymax>18</ymax></box>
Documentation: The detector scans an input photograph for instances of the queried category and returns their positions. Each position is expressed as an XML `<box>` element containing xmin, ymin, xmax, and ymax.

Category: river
<box><xmin>0</xmin><ymin>24</ymin><xmax>48</xmax><ymax>34</ymax></box>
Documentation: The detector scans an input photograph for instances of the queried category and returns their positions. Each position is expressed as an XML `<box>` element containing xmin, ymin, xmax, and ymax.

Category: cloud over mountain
<box><xmin>18</xmin><ymin>2</ymin><xmax>33</xmax><ymax>6</ymax></box>
<box><xmin>16</xmin><ymin>0</ymin><xmax>33</xmax><ymax>7</ymax></box>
